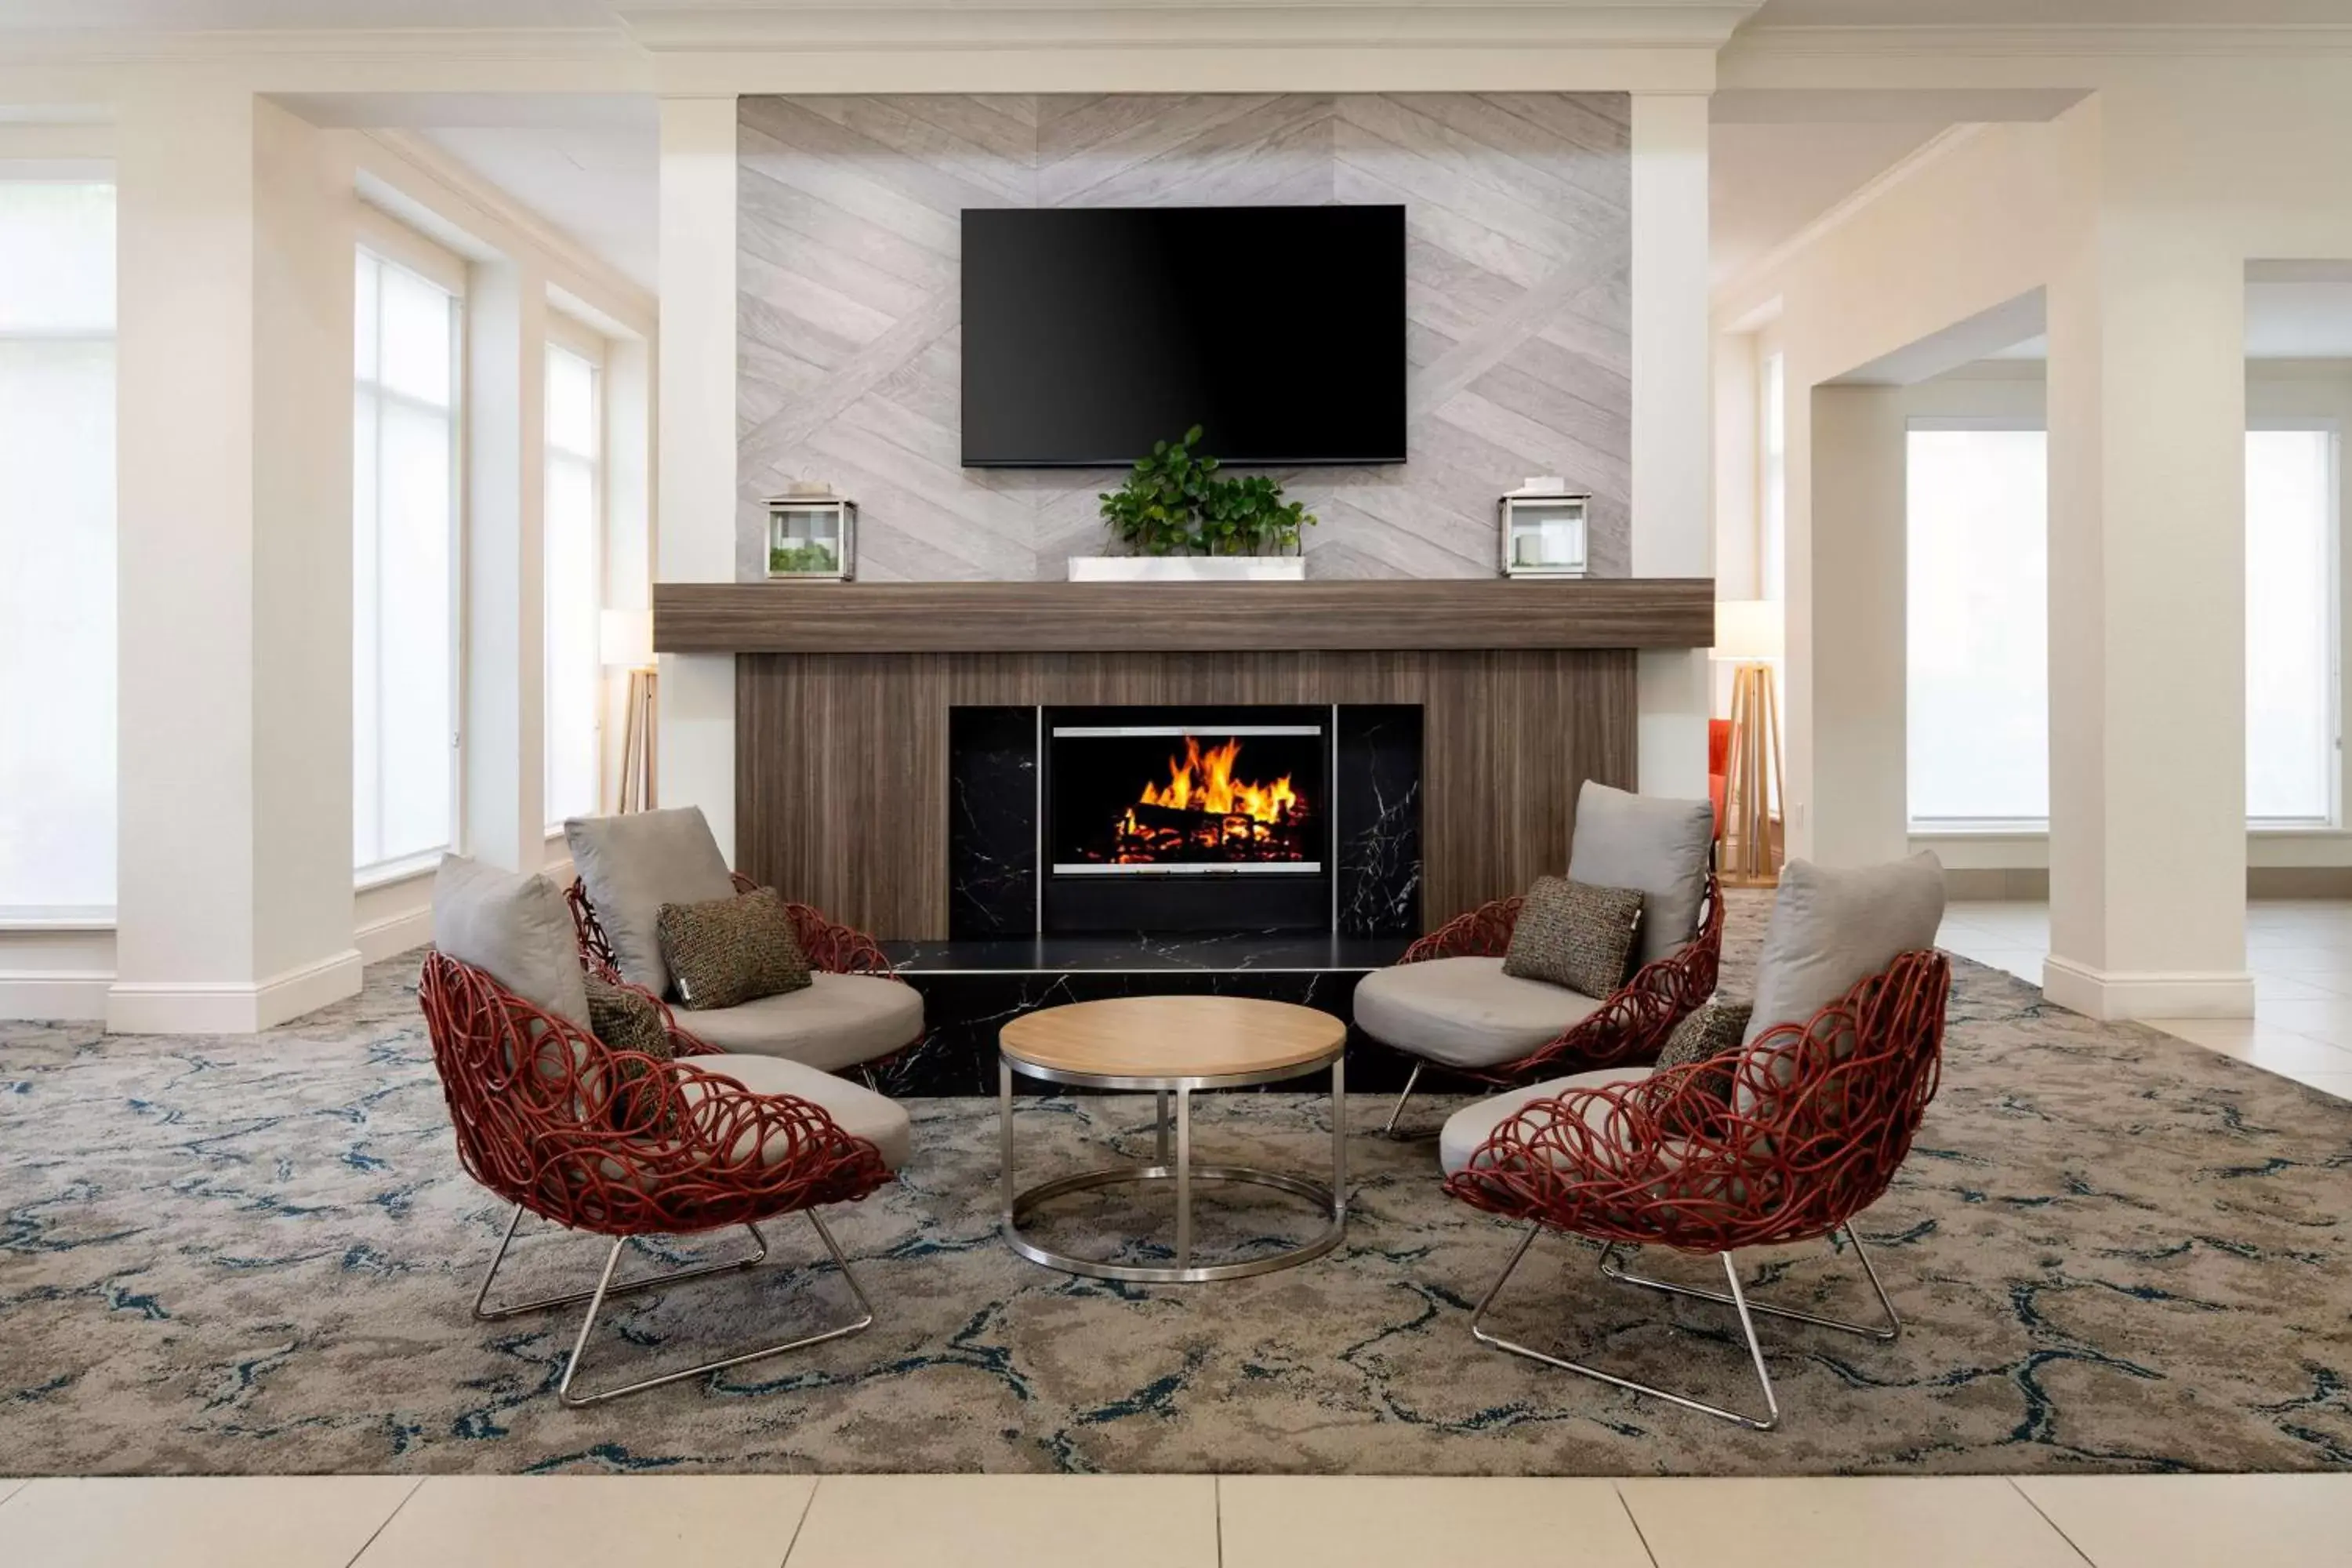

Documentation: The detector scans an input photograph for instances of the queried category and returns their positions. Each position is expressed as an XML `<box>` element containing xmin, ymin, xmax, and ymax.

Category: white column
<box><xmin>1806</xmin><ymin>383</ymin><xmax>1910</xmax><ymax>866</ymax></box>
<box><xmin>2042</xmin><ymin>211</ymin><xmax>2252</xmax><ymax>1018</ymax></box>
<box><xmin>657</xmin><ymin>96</ymin><xmax>740</xmax><ymax>860</ymax></box>
<box><xmin>463</xmin><ymin>259</ymin><xmax>548</xmax><ymax>871</ymax></box>
<box><xmin>112</xmin><ymin>89</ymin><xmax>360</xmax><ymax>1033</ymax></box>
<box><xmin>1630</xmin><ymin>92</ymin><xmax>1713</xmax><ymax>800</ymax></box>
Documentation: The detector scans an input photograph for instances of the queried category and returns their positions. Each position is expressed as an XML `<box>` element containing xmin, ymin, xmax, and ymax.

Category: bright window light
<box><xmin>353</xmin><ymin>249</ymin><xmax>460</xmax><ymax>876</ymax></box>
<box><xmin>2245</xmin><ymin>426</ymin><xmax>2339</xmax><ymax>826</ymax></box>
<box><xmin>543</xmin><ymin>341</ymin><xmax>602</xmax><ymax>829</ymax></box>
<box><xmin>0</xmin><ymin>182</ymin><xmax>116</xmax><ymax>913</ymax></box>
<box><xmin>1907</xmin><ymin>426</ymin><xmax>2049</xmax><ymax>827</ymax></box>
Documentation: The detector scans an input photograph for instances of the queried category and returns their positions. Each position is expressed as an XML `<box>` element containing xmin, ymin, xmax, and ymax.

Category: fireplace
<box><xmin>949</xmin><ymin>702</ymin><xmax>1421</xmax><ymax>940</ymax></box>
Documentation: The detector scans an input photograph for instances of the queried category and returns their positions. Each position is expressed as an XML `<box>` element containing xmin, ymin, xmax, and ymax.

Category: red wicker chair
<box><xmin>566</xmin><ymin>873</ymin><xmax>917</xmax><ymax>1084</ymax></box>
<box><xmin>1442</xmin><ymin>948</ymin><xmax>1951</xmax><ymax>1429</ymax></box>
<box><xmin>419</xmin><ymin>950</ymin><xmax>896</xmax><ymax>1405</ymax></box>
<box><xmin>1370</xmin><ymin>873</ymin><xmax>1724</xmax><ymax>1135</ymax></box>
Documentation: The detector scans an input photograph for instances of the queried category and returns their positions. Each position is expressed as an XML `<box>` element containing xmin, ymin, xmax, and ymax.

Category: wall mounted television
<box><xmin>960</xmin><ymin>204</ymin><xmax>1406</xmax><ymax>468</ymax></box>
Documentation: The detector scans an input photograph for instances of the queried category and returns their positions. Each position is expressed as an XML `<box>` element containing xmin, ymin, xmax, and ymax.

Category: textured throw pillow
<box><xmin>1655</xmin><ymin>996</ymin><xmax>1754</xmax><ymax>1103</ymax></box>
<box><xmin>430</xmin><ymin>855</ymin><xmax>590</xmax><ymax>1028</ymax></box>
<box><xmin>656</xmin><ymin>886</ymin><xmax>814</xmax><ymax>1011</ymax></box>
<box><xmin>1566</xmin><ymin>781</ymin><xmax>1717</xmax><ymax>968</ymax></box>
<box><xmin>1501</xmin><ymin>875</ymin><xmax>1645</xmax><ymax>996</ymax></box>
<box><xmin>564</xmin><ymin>806</ymin><xmax>739</xmax><ymax>999</ymax></box>
<box><xmin>584</xmin><ymin>975</ymin><xmax>673</xmax><ymax>1062</ymax></box>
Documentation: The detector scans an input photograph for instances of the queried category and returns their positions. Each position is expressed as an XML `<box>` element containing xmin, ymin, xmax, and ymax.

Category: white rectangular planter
<box><xmin>1067</xmin><ymin>556</ymin><xmax>1306</xmax><ymax>583</ymax></box>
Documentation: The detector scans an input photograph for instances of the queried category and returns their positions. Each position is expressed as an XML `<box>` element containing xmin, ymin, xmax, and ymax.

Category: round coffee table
<box><xmin>998</xmin><ymin>995</ymin><xmax>1348</xmax><ymax>1284</ymax></box>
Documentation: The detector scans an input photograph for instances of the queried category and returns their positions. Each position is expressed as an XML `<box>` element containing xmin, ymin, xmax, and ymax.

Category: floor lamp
<box><xmin>1715</xmin><ymin>600</ymin><xmax>1784</xmax><ymax>887</ymax></box>
<box><xmin>601</xmin><ymin>609</ymin><xmax>658</xmax><ymax>814</ymax></box>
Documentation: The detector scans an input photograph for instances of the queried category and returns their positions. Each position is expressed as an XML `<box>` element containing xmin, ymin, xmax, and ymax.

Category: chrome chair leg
<box><xmin>1380</xmin><ymin>1062</ymin><xmax>1424</xmax><ymax>1138</ymax></box>
<box><xmin>556</xmin><ymin>1210</ymin><xmax>877</xmax><ymax>1407</ymax></box>
<box><xmin>1598</xmin><ymin>1226</ymin><xmax>1901</xmax><ymax>1342</ymax></box>
<box><xmin>470</xmin><ymin>1203</ymin><xmax>769</xmax><ymax>1323</ymax></box>
<box><xmin>858</xmin><ymin>1065</ymin><xmax>882</xmax><ymax>1094</ymax></box>
<box><xmin>1469</xmin><ymin>1222</ymin><xmax>1782</xmax><ymax>1431</ymax></box>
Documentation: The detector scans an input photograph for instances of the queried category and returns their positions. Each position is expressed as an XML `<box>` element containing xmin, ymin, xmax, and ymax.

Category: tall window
<box><xmin>353</xmin><ymin>249</ymin><xmax>461</xmax><ymax>876</ymax></box>
<box><xmin>543</xmin><ymin>340</ymin><xmax>601</xmax><ymax>828</ymax></box>
<box><xmin>1907</xmin><ymin>425</ymin><xmax>2049</xmax><ymax>827</ymax></box>
<box><xmin>0</xmin><ymin>182</ymin><xmax>116</xmax><ymax>913</ymax></box>
<box><xmin>1759</xmin><ymin>349</ymin><xmax>1787</xmax><ymax>601</ymax></box>
<box><xmin>2246</xmin><ymin>426</ymin><xmax>2339</xmax><ymax>826</ymax></box>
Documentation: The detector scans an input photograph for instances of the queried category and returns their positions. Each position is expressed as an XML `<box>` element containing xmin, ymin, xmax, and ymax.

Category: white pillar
<box><xmin>1631</xmin><ymin>93</ymin><xmax>1713</xmax><ymax>800</ymax></box>
<box><xmin>112</xmin><ymin>89</ymin><xmax>360</xmax><ymax>1033</ymax></box>
<box><xmin>1806</xmin><ymin>383</ymin><xmax>1910</xmax><ymax>866</ymax></box>
<box><xmin>2042</xmin><ymin>208</ymin><xmax>2252</xmax><ymax>1018</ymax></box>
<box><xmin>657</xmin><ymin>96</ymin><xmax>740</xmax><ymax>861</ymax></box>
<box><xmin>464</xmin><ymin>259</ymin><xmax>548</xmax><ymax>870</ymax></box>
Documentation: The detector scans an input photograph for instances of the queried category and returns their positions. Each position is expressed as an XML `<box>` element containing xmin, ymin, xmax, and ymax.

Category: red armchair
<box><xmin>1442</xmin><ymin>949</ymin><xmax>1951</xmax><ymax>1428</ymax></box>
<box><xmin>419</xmin><ymin>950</ymin><xmax>899</xmax><ymax>1405</ymax></box>
<box><xmin>1362</xmin><ymin>873</ymin><xmax>1723</xmax><ymax>1134</ymax></box>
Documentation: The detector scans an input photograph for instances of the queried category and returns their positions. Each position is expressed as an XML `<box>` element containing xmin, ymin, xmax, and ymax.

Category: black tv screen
<box><xmin>960</xmin><ymin>205</ymin><xmax>1406</xmax><ymax>467</ymax></box>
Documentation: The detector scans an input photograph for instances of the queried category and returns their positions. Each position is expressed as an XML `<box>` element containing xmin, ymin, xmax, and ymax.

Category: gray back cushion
<box><xmin>1742</xmin><ymin>852</ymin><xmax>1946</xmax><ymax>1046</ymax></box>
<box><xmin>1566</xmin><ymin>780</ymin><xmax>1717</xmax><ymax>967</ymax></box>
<box><xmin>564</xmin><ymin>807</ymin><xmax>738</xmax><ymax>997</ymax></box>
<box><xmin>431</xmin><ymin>855</ymin><xmax>590</xmax><ymax>1028</ymax></box>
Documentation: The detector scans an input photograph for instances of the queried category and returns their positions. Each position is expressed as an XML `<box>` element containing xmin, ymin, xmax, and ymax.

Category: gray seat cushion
<box><xmin>1743</xmin><ymin>853</ymin><xmax>1947</xmax><ymax>1047</ymax></box>
<box><xmin>564</xmin><ymin>807</ymin><xmax>739</xmax><ymax>998</ymax></box>
<box><xmin>669</xmin><ymin>973</ymin><xmax>924</xmax><ymax>1074</ymax></box>
<box><xmin>1566</xmin><ymin>781</ymin><xmax>1717</xmax><ymax>967</ymax></box>
<box><xmin>676</xmin><ymin>1051</ymin><xmax>911</xmax><ymax>1171</ymax></box>
<box><xmin>431</xmin><ymin>854</ymin><xmax>590</xmax><ymax>1028</ymax></box>
<box><xmin>1352</xmin><ymin>956</ymin><xmax>1605</xmax><ymax>1071</ymax></box>
<box><xmin>1439</xmin><ymin>1066</ymin><xmax>1654</xmax><ymax>1176</ymax></box>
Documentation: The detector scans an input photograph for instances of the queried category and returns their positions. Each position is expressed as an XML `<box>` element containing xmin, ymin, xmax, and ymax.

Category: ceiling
<box><xmin>416</xmin><ymin>125</ymin><xmax>659</xmax><ymax>291</ymax></box>
<box><xmin>1748</xmin><ymin>0</ymin><xmax>2352</xmax><ymax>21</ymax></box>
<box><xmin>1982</xmin><ymin>283</ymin><xmax>2352</xmax><ymax>364</ymax></box>
<box><xmin>1710</xmin><ymin>120</ymin><xmax>1947</xmax><ymax>292</ymax></box>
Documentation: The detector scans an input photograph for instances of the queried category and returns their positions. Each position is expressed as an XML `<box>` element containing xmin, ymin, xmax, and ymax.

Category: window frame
<box><xmin>2244</xmin><ymin>416</ymin><xmax>2343</xmax><ymax>832</ymax></box>
<box><xmin>542</xmin><ymin>317</ymin><xmax>607</xmax><ymax>831</ymax></box>
<box><xmin>352</xmin><ymin>239</ymin><xmax>468</xmax><ymax>884</ymax></box>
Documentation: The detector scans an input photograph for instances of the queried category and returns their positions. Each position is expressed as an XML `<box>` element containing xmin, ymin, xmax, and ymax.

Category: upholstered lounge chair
<box><xmin>1353</xmin><ymin>782</ymin><xmax>1720</xmax><ymax>1134</ymax></box>
<box><xmin>563</xmin><ymin>808</ymin><xmax>924</xmax><ymax>1081</ymax></box>
<box><xmin>1439</xmin><ymin>854</ymin><xmax>1950</xmax><ymax>1430</ymax></box>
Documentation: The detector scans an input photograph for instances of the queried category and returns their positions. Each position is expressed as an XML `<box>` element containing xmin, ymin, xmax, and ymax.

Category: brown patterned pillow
<box><xmin>1656</xmin><ymin>996</ymin><xmax>1753</xmax><ymax>1102</ymax></box>
<box><xmin>1501</xmin><ymin>875</ymin><xmax>1644</xmax><ymax>996</ymax></box>
<box><xmin>655</xmin><ymin>886</ymin><xmax>813</xmax><ymax>1010</ymax></box>
<box><xmin>584</xmin><ymin>975</ymin><xmax>673</xmax><ymax>1062</ymax></box>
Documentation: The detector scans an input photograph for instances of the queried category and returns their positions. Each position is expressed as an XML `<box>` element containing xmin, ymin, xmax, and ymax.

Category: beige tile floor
<box><xmin>1937</xmin><ymin>898</ymin><xmax>2352</xmax><ymax>1098</ymax></box>
<box><xmin>3</xmin><ymin>1473</ymin><xmax>2349</xmax><ymax>1566</ymax></box>
<box><xmin>8</xmin><ymin>902</ymin><xmax>2350</xmax><ymax>1566</ymax></box>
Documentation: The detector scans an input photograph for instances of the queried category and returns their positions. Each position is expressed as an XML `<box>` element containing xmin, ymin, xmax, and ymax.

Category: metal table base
<box><xmin>998</xmin><ymin>1053</ymin><xmax>1347</xmax><ymax>1285</ymax></box>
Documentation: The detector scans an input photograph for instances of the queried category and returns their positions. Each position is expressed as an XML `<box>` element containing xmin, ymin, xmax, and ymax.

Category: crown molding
<box><xmin>615</xmin><ymin>2</ymin><xmax>1763</xmax><ymax>53</ymax></box>
<box><xmin>1712</xmin><ymin>122</ymin><xmax>1986</xmax><ymax>310</ymax></box>
<box><xmin>1728</xmin><ymin>24</ymin><xmax>2352</xmax><ymax>61</ymax></box>
<box><xmin>0</xmin><ymin>26</ymin><xmax>642</xmax><ymax>68</ymax></box>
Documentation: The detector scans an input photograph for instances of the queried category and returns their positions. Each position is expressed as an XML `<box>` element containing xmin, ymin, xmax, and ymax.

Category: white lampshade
<box><xmin>601</xmin><ymin>608</ymin><xmax>655</xmax><ymax>670</ymax></box>
<box><xmin>1713</xmin><ymin>600</ymin><xmax>1784</xmax><ymax>665</ymax></box>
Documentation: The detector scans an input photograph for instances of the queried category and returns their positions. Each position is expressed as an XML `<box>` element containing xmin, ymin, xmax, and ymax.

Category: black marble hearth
<box><xmin>869</xmin><ymin>930</ymin><xmax>1420</xmax><ymax>1098</ymax></box>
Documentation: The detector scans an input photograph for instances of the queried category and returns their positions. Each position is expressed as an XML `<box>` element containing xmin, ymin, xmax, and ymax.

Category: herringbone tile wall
<box><xmin>737</xmin><ymin>93</ymin><xmax>1631</xmax><ymax>583</ymax></box>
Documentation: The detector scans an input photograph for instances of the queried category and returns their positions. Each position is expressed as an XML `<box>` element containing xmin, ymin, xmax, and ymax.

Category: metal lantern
<box><xmin>1497</xmin><ymin>485</ymin><xmax>1590</xmax><ymax>579</ymax></box>
<box><xmin>766</xmin><ymin>489</ymin><xmax>856</xmax><ymax>582</ymax></box>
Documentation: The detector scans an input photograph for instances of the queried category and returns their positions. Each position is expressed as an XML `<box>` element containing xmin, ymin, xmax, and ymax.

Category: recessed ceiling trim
<box><xmin>0</xmin><ymin>26</ymin><xmax>643</xmax><ymax>67</ymax></box>
<box><xmin>1715</xmin><ymin>121</ymin><xmax>1984</xmax><ymax>308</ymax></box>
<box><xmin>1728</xmin><ymin>23</ymin><xmax>2352</xmax><ymax>60</ymax></box>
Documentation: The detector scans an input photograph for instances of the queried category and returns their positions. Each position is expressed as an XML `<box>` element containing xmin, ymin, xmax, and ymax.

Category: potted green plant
<box><xmin>1072</xmin><ymin>426</ymin><xmax>1316</xmax><ymax>581</ymax></box>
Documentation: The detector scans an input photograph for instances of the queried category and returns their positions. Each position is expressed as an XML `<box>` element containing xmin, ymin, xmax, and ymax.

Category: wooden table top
<box><xmin>999</xmin><ymin>995</ymin><xmax>1347</xmax><ymax>1082</ymax></box>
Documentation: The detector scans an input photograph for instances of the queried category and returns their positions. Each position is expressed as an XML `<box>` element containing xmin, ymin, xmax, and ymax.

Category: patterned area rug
<box><xmin>4</xmin><ymin>902</ymin><xmax>2351</xmax><ymax>1477</ymax></box>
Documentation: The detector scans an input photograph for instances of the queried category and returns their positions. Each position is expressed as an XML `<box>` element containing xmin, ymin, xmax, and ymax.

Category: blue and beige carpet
<box><xmin>2</xmin><ymin>906</ymin><xmax>2350</xmax><ymax>1476</ymax></box>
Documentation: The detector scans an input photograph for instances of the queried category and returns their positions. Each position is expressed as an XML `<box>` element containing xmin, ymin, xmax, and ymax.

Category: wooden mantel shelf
<box><xmin>654</xmin><ymin>578</ymin><xmax>1715</xmax><ymax>655</ymax></box>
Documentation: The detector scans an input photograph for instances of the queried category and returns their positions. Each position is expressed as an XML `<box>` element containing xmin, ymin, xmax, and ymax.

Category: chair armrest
<box><xmin>728</xmin><ymin>873</ymin><xmax>898</xmax><ymax>978</ymax></box>
<box><xmin>565</xmin><ymin>878</ymin><xmax>623</xmax><ymax>984</ymax></box>
<box><xmin>1402</xmin><ymin>897</ymin><xmax>1523</xmax><ymax>964</ymax></box>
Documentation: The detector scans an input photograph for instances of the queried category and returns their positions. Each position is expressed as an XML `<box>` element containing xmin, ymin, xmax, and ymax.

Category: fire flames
<box><xmin>1138</xmin><ymin>736</ymin><xmax>1300</xmax><ymax>825</ymax></box>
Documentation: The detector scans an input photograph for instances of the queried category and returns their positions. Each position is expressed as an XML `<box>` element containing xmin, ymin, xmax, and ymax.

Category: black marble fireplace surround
<box><xmin>888</xmin><ymin>702</ymin><xmax>1424</xmax><ymax>1095</ymax></box>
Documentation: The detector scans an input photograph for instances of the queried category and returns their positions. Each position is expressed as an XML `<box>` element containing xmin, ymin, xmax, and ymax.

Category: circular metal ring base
<box><xmin>1005</xmin><ymin>1163</ymin><xmax>1345</xmax><ymax>1284</ymax></box>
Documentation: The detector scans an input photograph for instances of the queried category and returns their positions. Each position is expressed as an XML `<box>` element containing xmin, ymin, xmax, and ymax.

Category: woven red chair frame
<box><xmin>418</xmin><ymin>951</ymin><xmax>892</xmax><ymax>1238</ymax></box>
<box><xmin>1393</xmin><ymin>873</ymin><xmax>1725</xmax><ymax>1083</ymax></box>
<box><xmin>1443</xmin><ymin>948</ymin><xmax>1951</xmax><ymax>1254</ymax></box>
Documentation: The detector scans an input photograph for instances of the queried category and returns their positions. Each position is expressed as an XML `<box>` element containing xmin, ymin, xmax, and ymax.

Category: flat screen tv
<box><xmin>960</xmin><ymin>205</ymin><xmax>1406</xmax><ymax>468</ymax></box>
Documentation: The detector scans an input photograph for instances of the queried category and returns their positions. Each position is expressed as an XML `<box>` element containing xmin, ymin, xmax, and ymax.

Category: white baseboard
<box><xmin>357</xmin><ymin>903</ymin><xmax>434</xmax><ymax>965</ymax></box>
<box><xmin>2041</xmin><ymin>955</ymin><xmax>2256</xmax><ymax>1021</ymax></box>
<box><xmin>106</xmin><ymin>947</ymin><xmax>365</xmax><ymax>1036</ymax></box>
<box><xmin>0</xmin><ymin>969</ymin><xmax>114</xmax><ymax>1022</ymax></box>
